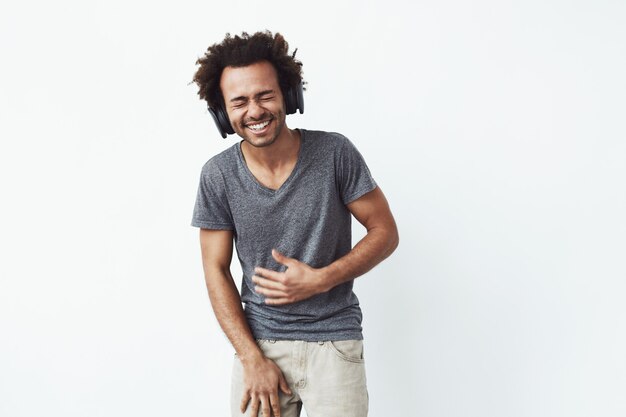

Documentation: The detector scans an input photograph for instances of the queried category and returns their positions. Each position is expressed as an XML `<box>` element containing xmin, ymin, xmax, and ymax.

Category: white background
<box><xmin>1</xmin><ymin>1</ymin><xmax>625</xmax><ymax>416</ymax></box>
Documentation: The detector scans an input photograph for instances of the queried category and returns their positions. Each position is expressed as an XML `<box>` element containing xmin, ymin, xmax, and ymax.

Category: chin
<box><xmin>244</xmin><ymin>135</ymin><xmax>278</xmax><ymax>148</ymax></box>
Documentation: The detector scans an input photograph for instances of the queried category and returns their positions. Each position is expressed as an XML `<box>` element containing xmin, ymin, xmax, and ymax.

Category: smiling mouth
<box><xmin>245</xmin><ymin>119</ymin><xmax>272</xmax><ymax>131</ymax></box>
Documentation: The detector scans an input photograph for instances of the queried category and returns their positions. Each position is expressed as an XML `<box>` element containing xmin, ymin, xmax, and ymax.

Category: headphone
<box><xmin>208</xmin><ymin>81</ymin><xmax>304</xmax><ymax>138</ymax></box>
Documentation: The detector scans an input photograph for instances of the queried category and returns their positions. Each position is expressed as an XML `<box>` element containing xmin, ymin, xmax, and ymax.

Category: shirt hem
<box><xmin>190</xmin><ymin>220</ymin><xmax>234</xmax><ymax>230</ymax></box>
<box><xmin>251</xmin><ymin>331</ymin><xmax>363</xmax><ymax>342</ymax></box>
<box><xmin>343</xmin><ymin>181</ymin><xmax>378</xmax><ymax>205</ymax></box>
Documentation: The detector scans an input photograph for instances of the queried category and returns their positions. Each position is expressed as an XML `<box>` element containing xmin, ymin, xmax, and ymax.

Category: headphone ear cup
<box><xmin>284</xmin><ymin>81</ymin><xmax>305</xmax><ymax>115</ymax></box>
<box><xmin>208</xmin><ymin>103</ymin><xmax>235</xmax><ymax>138</ymax></box>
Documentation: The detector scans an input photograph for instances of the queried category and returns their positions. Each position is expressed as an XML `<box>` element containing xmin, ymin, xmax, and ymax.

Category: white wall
<box><xmin>1</xmin><ymin>1</ymin><xmax>625</xmax><ymax>416</ymax></box>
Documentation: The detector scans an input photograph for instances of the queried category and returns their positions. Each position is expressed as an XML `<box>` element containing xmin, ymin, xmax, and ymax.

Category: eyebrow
<box><xmin>229</xmin><ymin>89</ymin><xmax>275</xmax><ymax>103</ymax></box>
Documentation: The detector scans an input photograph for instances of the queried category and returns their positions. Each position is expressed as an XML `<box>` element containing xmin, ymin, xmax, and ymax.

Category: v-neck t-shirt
<box><xmin>191</xmin><ymin>129</ymin><xmax>377</xmax><ymax>341</ymax></box>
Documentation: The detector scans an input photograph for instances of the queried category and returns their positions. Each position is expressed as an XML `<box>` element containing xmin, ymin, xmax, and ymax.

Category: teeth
<box><xmin>248</xmin><ymin>120</ymin><xmax>270</xmax><ymax>130</ymax></box>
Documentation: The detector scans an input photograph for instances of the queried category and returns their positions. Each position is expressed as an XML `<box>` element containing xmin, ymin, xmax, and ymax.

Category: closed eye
<box><xmin>256</xmin><ymin>89</ymin><xmax>276</xmax><ymax>101</ymax></box>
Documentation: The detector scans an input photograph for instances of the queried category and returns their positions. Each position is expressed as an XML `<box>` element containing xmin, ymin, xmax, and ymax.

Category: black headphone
<box><xmin>208</xmin><ymin>81</ymin><xmax>304</xmax><ymax>138</ymax></box>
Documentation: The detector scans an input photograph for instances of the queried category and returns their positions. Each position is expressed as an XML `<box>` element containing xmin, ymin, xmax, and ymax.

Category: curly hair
<box><xmin>192</xmin><ymin>31</ymin><xmax>304</xmax><ymax>109</ymax></box>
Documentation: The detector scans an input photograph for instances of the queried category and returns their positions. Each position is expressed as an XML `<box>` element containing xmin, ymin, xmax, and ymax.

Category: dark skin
<box><xmin>199</xmin><ymin>60</ymin><xmax>399</xmax><ymax>417</ymax></box>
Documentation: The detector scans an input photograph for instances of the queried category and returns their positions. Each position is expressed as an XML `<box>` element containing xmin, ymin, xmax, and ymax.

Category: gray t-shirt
<box><xmin>191</xmin><ymin>129</ymin><xmax>377</xmax><ymax>341</ymax></box>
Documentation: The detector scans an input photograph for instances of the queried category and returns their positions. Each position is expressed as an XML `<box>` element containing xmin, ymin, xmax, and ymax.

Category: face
<box><xmin>219</xmin><ymin>60</ymin><xmax>286</xmax><ymax>148</ymax></box>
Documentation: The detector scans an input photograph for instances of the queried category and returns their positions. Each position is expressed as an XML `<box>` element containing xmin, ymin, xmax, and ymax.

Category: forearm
<box><xmin>204</xmin><ymin>267</ymin><xmax>264</xmax><ymax>364</ymax></box>
<box><xmin>201</xmin><ymin>236</ymin><xmax>293</xmax><ymax>414</ymax></box>
<box><xmin>320</xmin><ymin>224</ymin><xmax>399</xmax><ymax>291</ymax></box>
<box><xmin>252</xmin><ymin>187</ymin><xmax>399</xmax><ymax>304</ymax></box>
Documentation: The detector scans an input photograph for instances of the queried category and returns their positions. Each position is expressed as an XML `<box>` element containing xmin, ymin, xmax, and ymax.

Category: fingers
<box><xmin>243</xmin><ymin>394</ymin><xmax>278</xmax><ymax>417</ymax></box>
<box><xmin>254</xmin><ymin>267</ymin><xmax>283</xmax><ymax>282</ymax></box>
<box><xmin>269</xmin><ymin>392</ymin><xmax>281</xmax><ymax>417</ymax></box>
<box><xmin>255</xmin><ymin>289</ymin><xmax>292</xmax><ymax>305</ymax></box>
<box><xmin>260</xmin><ymin>395</ymin><xmax>272</xmax><ymax>417</ymax></box>
<box><xmin>278</xmin><ymin>374</ymin><xmax>292</xmax><ymax>395</ymax></box>
<box><xmin>240</xmin><ymin>391</ymin><xmax>251</xmax><ymax>413</ymax></box>
<box><xmin>252</xmin><ymin>275</ymin><xmax>286</xmax><ymax>291</ymax></box>
<box><xmin>247</xmin><ymin>390</ymin><xmax>291</xmax><ymax>417</ymax></box>
<box><xmin>251</xmin><ymin>276</ymin><xmax>290</xmax><ymax>302</ymax></box>
<box><xmin>255</xmin><ymin>287</ymin><xmax>288</xmax><ymax>299</ymax></box>
<box><xmin>252</xmin><ymin>275</ymin><xmax>289</xmax><ymax>301</ymax></box>
<box><xmin>249</xmin><ymin>395</ymin><xmax>259</xmax><ymax>417</ymax></box>
<box><xmin>271</xmin><ymin>248</ymin><xmax>291</xmax><ymax>265</ymax></box>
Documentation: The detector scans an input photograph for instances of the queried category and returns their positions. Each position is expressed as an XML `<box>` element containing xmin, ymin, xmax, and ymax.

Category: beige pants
<box><xmin>231</xmin><ymin>339</ymin><xmax>369</xmax><ymax>417</ymax></box>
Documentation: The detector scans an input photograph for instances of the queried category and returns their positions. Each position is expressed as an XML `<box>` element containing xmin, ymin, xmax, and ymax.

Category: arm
<box><xmin>199</xmin><ymin>229</ymin><xmax>291</xmax><ymax>417</ymax></box>
<box><xmin>252</xmin><ymin>186</ymin><xmax>399</xmax><ymax>304</ymax></box>
<box><xmin>322</xmin><ymin>185</ymin><xmax>399</xmax><ymax>287</ymax></box>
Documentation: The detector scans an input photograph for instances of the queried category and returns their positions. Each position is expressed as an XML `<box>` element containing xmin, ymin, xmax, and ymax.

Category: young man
<box><xmin>191</xmin><ymin>31</ymin><xmax>399</xmax><ymax>417</ymax></box>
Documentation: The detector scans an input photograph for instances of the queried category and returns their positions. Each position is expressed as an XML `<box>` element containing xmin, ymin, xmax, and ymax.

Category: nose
<box><xmin>246</xmin><ymin>99</ymin><xmax>265</xmax><ymax>120</ymax></box>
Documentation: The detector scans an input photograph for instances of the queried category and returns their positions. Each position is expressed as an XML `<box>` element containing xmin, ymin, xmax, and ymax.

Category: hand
<box><xmin>241</xmin><ymin>355</ymin><xmax>292</xmax><ymax>417</ymax></box>
<box><xmin>252</xmin><ymin>249</ymin><xmax>328</xmax><ymax>305</ymax></box>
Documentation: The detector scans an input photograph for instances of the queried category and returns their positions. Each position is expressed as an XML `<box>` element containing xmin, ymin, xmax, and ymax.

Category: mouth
<box><xmin>244</xmin><ymin>118</ymin><xmax>272</xmax><ymax>132</ymax></box>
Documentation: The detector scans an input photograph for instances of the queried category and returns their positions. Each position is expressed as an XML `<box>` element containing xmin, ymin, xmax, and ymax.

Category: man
<box><xmin>191</xmin><ymin>31</ymin><xmax>398</xmax><ymax>417</ymax></box>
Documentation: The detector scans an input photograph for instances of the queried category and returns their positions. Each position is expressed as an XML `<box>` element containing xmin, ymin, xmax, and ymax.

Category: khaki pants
<box><xmin>231</xmin><ymin>339</ymin><xmax>369</xmax><ymax>417</ymax></box>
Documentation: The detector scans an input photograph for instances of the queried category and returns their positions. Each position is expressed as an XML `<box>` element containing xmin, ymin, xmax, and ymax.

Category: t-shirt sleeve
<box><xmin>337</xmin><ymin>137</ymin><xmax>378</xmax><ymax>205</ymax></box>
<box><xmin>191</xmin><ymin>162</ymin><xmax>234</xmax><ymax>230</ymax></box>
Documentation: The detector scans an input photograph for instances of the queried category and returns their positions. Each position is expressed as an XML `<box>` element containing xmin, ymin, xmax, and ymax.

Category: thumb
<box><xmin>271</xmin><ymin>248</ymin><xmax>292</xmax><ymax>265</ymax></box>
<box><xmin>278</xmin><ymin>373</ymin><xmax>292</xmax><ymax>395</ymax></box>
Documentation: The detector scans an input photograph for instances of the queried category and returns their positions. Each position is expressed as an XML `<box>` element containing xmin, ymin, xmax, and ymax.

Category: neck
<box><xmin>241</xmin><ymin>127</ymin><xmax>301</xmax><ymax>170</ymax></box>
